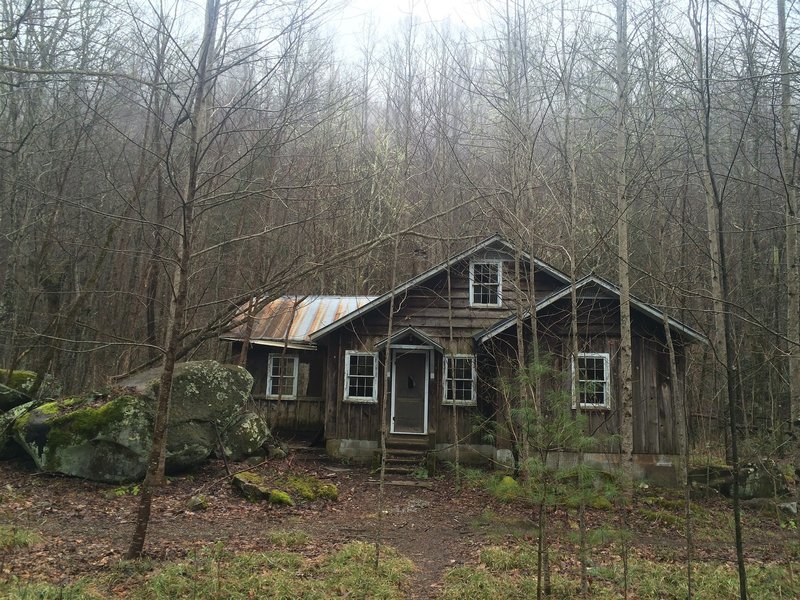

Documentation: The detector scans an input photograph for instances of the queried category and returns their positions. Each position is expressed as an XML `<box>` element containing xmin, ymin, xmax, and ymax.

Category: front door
<box><xmin>391</xmin><ymin>350</ymin><xmax>428</xmax><ymax>434</ymax></box>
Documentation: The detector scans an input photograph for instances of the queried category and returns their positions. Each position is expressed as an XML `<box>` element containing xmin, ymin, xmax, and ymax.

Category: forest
<box><xmin>0</xmin><ymin>0</ymin><xmax>799</xmax><ymax>596</ymax></box>
<box><xmin>2</xmin><ymin>0</ymin><xmax>797</xmax><ymax>448</ymax></box>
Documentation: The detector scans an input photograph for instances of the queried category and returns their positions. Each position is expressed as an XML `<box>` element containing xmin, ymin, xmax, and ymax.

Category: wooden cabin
<box><xmin>223</xmin><ymin>236</ymin><xmax>706</xmax><ymax>482</ymax></box>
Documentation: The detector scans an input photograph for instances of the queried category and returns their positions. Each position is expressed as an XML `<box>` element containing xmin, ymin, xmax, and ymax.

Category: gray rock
<box><xmin>119</xmin><ymin>361</ymin><xmax>254</xmax><ymax>472</ymax></box>
<box><xmin>0</xmin><ymin>401</ymin><xmax>36</xmax><ymax>459</ymax></box>
<box><xmin>688</xmin><ymin>463</ymin><xmax>789</xmax><ymax>500</ymax></box>
<box><xmin>232</xmin><ymin>470</ymin><xmax>271</xmax><ymax>502</ymax></box>
<box><xmin>740</xmin><ymin>462</ymin><xmax>789</xmax><ymax>500</ymax></box>
<box><xmin>13</xmin><ymin>393</ymin><xmax>153</xmax><ymax>482</ymax></box>
<box><xmin>187</xmin><ymin>494</ymin><xmax>209</xmax><ymax>511</ymax></box>
<box><xmin>13</xmin><ymin>361</ymin><xmax>254</xmax><ymax>483</ymax></box>
<box><xmin>245</xmin><ymin>453</ymin><xmax>267</xmax><ymax>467</ymax></box>
<box><xmin>0</xmin><ymin>383</ymin><xmax>32</xmax><ymax>412</ymax></box>
<box><xmin>218</xmin><ymin>411</ymin><xmax>271</xmax><ymax>462</ymax></box>
<box><xmin>779</xmin><ymin>501</ymin><xmax>797</xmax><ymax>516</ymax></box>
<box><xmin>268</xmin><ymin>445</ymin><xmax>287</xmax><ymax>460</ymax></box>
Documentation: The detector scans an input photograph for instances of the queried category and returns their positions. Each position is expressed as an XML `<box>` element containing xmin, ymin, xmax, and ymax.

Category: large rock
<box><xmin>0</xmin><ymin>400</ymin><xmax>36</xmax><ymax>459</ymax></box>
<box><xmin>0</xmin><ymin>369</ymin><xmax>36</xmax><ymax>411</ymax></box>
<box><xmin>122</xmin><ymin>361</ymin><xmax>254</xmax><ymax>471</ymax></box>
<box><xmin>13</xmin><ymin>394</ymin><xmax>153</xmax><ymax>482</ymax></box>
<box><xmin>218</xmin><ymin>411</ymin><xmax>271</xmax><ymax>462</ymax></box>
<box><xmin>688</xmin><ymin>462</ymin><xmax>790</xmax><ymax>500</ymax></box>
<box><xmin>740</xmin><ymin>462</ymin><xmax>789</xmax><ymax>500</ymax></box>
<box><xmin>13</xmin><ymin>361</ymin><xmax>255</xmax><ymax>482</ymax></box>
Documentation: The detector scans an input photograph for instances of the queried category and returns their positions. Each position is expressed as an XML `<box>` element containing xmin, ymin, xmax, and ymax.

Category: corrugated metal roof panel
<box><xmin>223</xmin><ymin>296</ymin><xmax>377</xmax><ymax>344</ymax></box>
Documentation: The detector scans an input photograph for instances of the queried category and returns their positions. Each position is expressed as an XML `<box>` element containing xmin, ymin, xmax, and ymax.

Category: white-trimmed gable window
<box><xmin>267</xmin><ymin>354</ymin><xmax>299</xmax><ymax>399</ymax></box>
<box><xmin>573</xmin><ymin>352</ymin><xmax>611</xmax><ymax>410</ymax></box>
<box><xmin>443</xmin><ymin>355</ymin><xmax>477</xmax><ymax>406</ymax></box>
<box><xmin>470</xmin><ymin>260</ymin><xmax>502</xmax><ymax>307</ymax></box>
<box><xmin>344</xmin><ymin>351</ymin><xmax>378</xmax><ymax>403</ymax></box>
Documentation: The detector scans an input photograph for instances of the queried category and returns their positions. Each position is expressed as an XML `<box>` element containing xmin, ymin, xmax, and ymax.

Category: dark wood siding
<box><xmin>238</xmin><ymin>345</ymin><xmax>325</xmax><ymax>435</ymax></box>
<box><xmin>484</xmin><ymin>297</ymin><xmax>684</xmax><ymax>455</ymax></box>
<box><xmin>318</xmin><ymin>250</ymin><xmax>562</xmax><ymax>444</ymax></box>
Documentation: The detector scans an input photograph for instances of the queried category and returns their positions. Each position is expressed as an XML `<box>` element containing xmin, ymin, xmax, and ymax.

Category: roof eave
<box><xmin>219</xmin><ymin>337</ymin><xmax>317</xmax><ymax>351</ymax></box>
<box><xmin>476</xmin><ymin>276</ymin><xmax>709</xmax><ymax>346</ymax></box>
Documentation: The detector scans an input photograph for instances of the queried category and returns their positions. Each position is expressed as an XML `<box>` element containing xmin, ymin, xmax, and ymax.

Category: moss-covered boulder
<box><xmin>13</xmin><ymin>361</ymin><xmax>256</xmax><ymax>483</ymax></box>
<box><xmin>13</xmin><ymin>393</ymin><xmax>153</xmax><ymax>482</ymax></box>
<box><xmin>0</xmin><ymin>401</ymin><xmax>37</xmax><ymax>459</ymax></box>
<box><xmin>268</xmin><ymin>489</ymin><xmax>294</xmax><ymax>506</ymax></box>
<box><xmin>0</xmin><ymin>369</ymin><xmax>36</xmax><ymax>411</ymax></box>
<box><xmin>232</xmin><ymin>470</ymin><xmax>271</xmax><ymax>502</ymax></box>
<box><xmin>218</xmin><ymin>411</ymin><xmax>271</xmax><ymax>462</ymax></box>
<box><xmin>120</xmin><ymin>361</ymin><xmax>255</xmax><ymax>471</ymax></box>
<box><xmin>0</xmin><ymin>369</ymin><xmax>61</xmax><ymax>409</ymax></box>
<box><xmin>283</xmin><ymin>474</ymin><xmax>339</xmax><ymax>501</ymax></box>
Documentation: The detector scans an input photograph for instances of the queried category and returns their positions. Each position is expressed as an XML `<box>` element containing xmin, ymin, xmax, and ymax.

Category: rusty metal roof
<box><xmin>222</xmin><ymin>296</ymin><xmax>377</xmax><ymax>348</ymax></box>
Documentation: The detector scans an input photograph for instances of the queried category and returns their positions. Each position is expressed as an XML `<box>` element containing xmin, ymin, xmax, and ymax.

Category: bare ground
<box><xmin>0</xmin><ymin>451</ymin><xmax>795</xmax><ymax>598</ymax></box>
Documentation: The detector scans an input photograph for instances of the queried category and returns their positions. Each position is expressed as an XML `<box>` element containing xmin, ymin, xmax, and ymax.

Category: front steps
<box><xmin>373</xmin><ymin>434</ymin><xmax>434</xmax><ymax>476</ymax></box>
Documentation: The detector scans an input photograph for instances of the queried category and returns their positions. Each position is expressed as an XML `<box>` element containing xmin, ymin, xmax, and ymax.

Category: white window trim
<box><xmin>344</xmin><ymin>350</ymin><xmax>379</xmax><ymax>404</ymax></box>
<box><xmin>443</xmin><ymin>354</ymin><xmax>477</xmax><ymax>406</ymax></box>
<box><xmin>571</xmin><ymin>352</ymin><xmax>611</xmax><ymax>410</ymax></box>
<box><xmin>469</xmin><ymin>260</ymin><xmax>503</xmax><ymax>308</ymax></box>
<box><xmin>266</xmin><ymin>354</ymin><xmax>299</xmax><ymax>399</ymax></box>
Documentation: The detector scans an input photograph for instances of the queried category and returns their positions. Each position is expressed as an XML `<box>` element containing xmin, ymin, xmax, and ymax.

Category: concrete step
<box><xmin>384</xmin><ymin>448</ymin><xmax>427</xmax><ymax>457</ymax></box>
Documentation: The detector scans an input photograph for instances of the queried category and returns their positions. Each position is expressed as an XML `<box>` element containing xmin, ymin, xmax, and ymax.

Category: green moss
<box><xmin>36</xmin><ymin>402</ymin><xmax>60</xmax><ymax>415</ymax></box>
<box><xmin>0</xmin><ymin>369</ymin><xmax>36</xmax><ymax>393</ymax></box>
<box><xmin>283</xmin><ymin>474</ymin><xmax>339</xmax><ymax>502</ymax></box>
<box><xmin>45</xmin><ymin>396</ymin><xmax>130</xmax><ymax>441</ymax></box>
<box><xmin>235</xmin><ymin>470</ymin><xmax>264</xmax><ymax>485</ymax></box>
<box><xmin>268</xmin><ymin>489</ymin><xmax>294</xmax><ymax>506</ymax></box>
<box><xmin>13</xmin><ymin>412</ymin><xmax>30</xmax><ymax>430</ymax></box>
<box><xmin>316</xmin><ymin>482</ymin><xmax>339</xmax><ymax>500</ymax></box>
<box><xmin>285</xmin><ymin>476</ymin><xmax>316</xmax><ymax>500</ymax></box>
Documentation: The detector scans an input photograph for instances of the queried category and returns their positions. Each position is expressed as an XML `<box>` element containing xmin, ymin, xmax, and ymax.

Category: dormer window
<box><xmin>470</xmin><ymin>260</ymin><xmax>502</xmax><ymax>307</ymax></box>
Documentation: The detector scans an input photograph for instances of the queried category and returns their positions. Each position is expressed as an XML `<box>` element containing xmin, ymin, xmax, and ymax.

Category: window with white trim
<box><xmin>443</xmin><ymin>355</ymin><xmax>477</xmax><ymax>406</ymax></box>
<box><xmin>344</xmin><ymin>351</ymin><xmax>378</xmax><ymax>403</ymax></box>
<box><xmin>573</xmin><ymin>352</ymin><xmax>611</xmax><ymax>409</ymax></box>
<box><xmin>267</xmin><ymin>354</ymin><xmax>299</xmax><ymax>399</ymax></box>
<box><xmin>469</xmin><ymin>261</ymin><xmax>502</xmax><ymax>307</ymax></box>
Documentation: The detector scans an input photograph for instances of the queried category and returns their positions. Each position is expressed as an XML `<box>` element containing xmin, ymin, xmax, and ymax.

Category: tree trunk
<box><xmin>126</xmin><ymin>0</ymin><xmax>220</xmax><ymax>559</ymax></box>
<box><xmin>778</xmin><ymin>0</ymin><xmax>800</xmax><ymax>426</ymax></box>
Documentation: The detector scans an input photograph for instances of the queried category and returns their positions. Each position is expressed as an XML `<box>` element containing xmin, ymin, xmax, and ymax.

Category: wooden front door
<box><xmin>391</xmin><ymin>350</ymin><xmax>428</xmax><ymax>434</ymax></box>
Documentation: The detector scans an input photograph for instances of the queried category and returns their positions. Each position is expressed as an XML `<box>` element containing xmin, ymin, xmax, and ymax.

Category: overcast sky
<box><xmin>330</xmin><ymin>0</ymin><xmax>489</xmax><ymax>58</ymax></box>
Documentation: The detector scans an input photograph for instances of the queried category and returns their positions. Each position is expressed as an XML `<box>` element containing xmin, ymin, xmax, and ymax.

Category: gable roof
<box><xmin>475</xmin><ymin>274</ymin><xmax>708</xmax><ymax>345</ymax></box>
<box><xmin>374</xmin><ymin>327</ymin><xmax>445</xmax><ymax>353</ymax></box>
<box><xmin>222</xmin><ymin>295</ymin><xmax>377</xmax><ymax>350</ymax></box>
<box><xmin>309</xmin><ymin>234</ymin><xmax>570</xmax><ymax>341</ymax></box>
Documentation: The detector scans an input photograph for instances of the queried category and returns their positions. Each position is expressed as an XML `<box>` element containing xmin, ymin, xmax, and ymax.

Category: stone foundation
<box><xmin>324</xmin><ymin>439</ymin><xmax>681</xmax><ymax>486</ymax></box>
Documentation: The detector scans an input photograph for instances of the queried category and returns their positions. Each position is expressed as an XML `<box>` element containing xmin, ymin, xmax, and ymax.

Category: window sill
<box><xmin>442</xmin><ymin>400</ymin><xmax>477</xmax><ymax>407</ymax></box>
<box><xmin>470</xmin><ymin>303</ymin><xmax>502</xmax><ymax>309</ymax></box>
<box><xmin>344</xmin><ymin>397</ymin><xmax>378</xmax><ymax>404</ymax></box>
<box><xmin>574</xmin><ymin>404</ymin><xmax>610</xmax><ymax>411</ymax></box>
<box><xmin>266</xmin><ymin>394</ymin><xmax>297</xmax><ymax>400</ymax></box>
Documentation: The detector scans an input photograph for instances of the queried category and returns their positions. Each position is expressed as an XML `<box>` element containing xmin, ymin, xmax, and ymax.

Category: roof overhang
<box><xmin>374</xmin><ymin>327</ymin><xmax>445</xmax><ymax>353</ymax></box>
<box><xmin>475</xmin><ymin>275</ymin><xmax>709</xmax><ymax>346</ymax></box>
<box><xmin>309</xmin><ymin>234</ymin><xmax>570</xmax><ymax>342</ymax></box>
<box><xmin>219</xmin><ymin>337</ymin><xmax>317</xmax><ymax>351</ymax></box>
